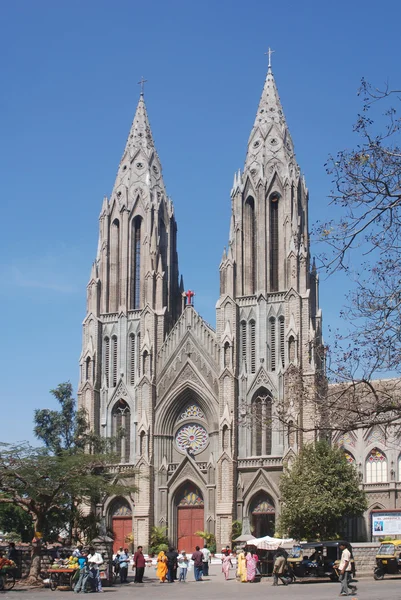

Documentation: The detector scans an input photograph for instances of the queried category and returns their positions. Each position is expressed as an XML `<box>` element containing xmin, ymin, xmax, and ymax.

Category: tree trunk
<box><xmin>27</xmin><ymin>515</ymin><xmax>45</xmax><ymax>584</ymax></box>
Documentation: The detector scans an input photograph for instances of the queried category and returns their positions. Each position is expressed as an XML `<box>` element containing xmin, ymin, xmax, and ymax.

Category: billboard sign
<box><xmin>372</xmin><ymin>512</ymin><xmax>401</xmax><ymax>536</ymax></box>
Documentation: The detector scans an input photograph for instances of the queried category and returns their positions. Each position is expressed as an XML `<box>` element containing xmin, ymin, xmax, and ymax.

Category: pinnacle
<box><xmin>123</xmin><ymin>93</ymin><xmax>155</xmax><ymax>158</ymax></box>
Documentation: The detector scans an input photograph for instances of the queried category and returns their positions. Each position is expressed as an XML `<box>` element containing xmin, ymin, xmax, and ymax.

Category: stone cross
<box><xmin>265</xmin><ymin>47</ymin><xmax>275</xmax><ymax>69</ymax></box>
<box><xmin>138</xmin><ymin>76</ymin><xmax>148</xmax><ymax>95</ymax></box>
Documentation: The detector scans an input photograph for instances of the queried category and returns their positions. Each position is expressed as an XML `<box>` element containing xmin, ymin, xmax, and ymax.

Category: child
<box><xmin>178</xmin><ymin>551</ymin><xmax>189</xmax><ymax>582</ymax></box>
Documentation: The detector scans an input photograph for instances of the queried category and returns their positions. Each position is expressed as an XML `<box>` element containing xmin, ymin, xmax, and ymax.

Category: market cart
<box><xmin>48</xmin><ymin>568</ymin><xmax>78</xmax><ymax>590</ymax></box>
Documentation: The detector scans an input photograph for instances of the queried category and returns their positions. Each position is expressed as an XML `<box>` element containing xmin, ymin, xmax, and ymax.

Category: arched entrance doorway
<box><xmin>176</xmin><ymin>483</ymin><xmax>204</xmax><ymax>551</ymax></box>
<box><xmin>250</xmin><ymin>493</ymin><xmax>275</xmax><ymax>538</ymax></box>
<box><xmin>110</xmin><ymin>498</ymin><xmax>133</xmax><ymax>553</ymax></box>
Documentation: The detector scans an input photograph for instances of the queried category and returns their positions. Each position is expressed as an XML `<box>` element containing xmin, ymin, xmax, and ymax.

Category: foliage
<box><xmin>314</xmin><ymin>79</ymin><xmax>401</xmax><ymax>430</ymax></box>
<box><xmin>149</xmin><ymin>525</ymin><xmax>169</xmax><ymax>555</ymax></box>
<box><xmin>279</xmin><ymin>441</ymin><xmax>367</xmax><ymax>540</ymax></box>
<box><xmin>0</xmin><ymin>504</ymin><xmax>34</xmax><ymax>543</ymax></box>
<box><xmin>231</xmin><ymin>520</ymin><xmax>242</xmax><ymax>542</ymax></box>
<box><xmin>194</xmin><ymin>530</ymin><xmax>216</xmax><ymax>553</ymax></box>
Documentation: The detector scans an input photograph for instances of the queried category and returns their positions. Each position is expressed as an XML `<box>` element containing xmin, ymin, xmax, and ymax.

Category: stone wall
<box><xmin>352</xmin><ymin>542</ymin><xmax>380</xmax><ymax>574</ymax></box>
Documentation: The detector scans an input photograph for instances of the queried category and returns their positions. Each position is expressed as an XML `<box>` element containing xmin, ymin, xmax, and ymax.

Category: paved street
<box><xmin>4</xmin><ymin>565</ymin><xmax>401</xmax><ymax>600</ymax></box>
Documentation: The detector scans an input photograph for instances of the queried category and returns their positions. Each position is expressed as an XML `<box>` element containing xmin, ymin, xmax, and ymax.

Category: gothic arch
<box><xmin>154</xmin><ymin>378</ymin><xmax>218</xmax><ymax>435</ymax></box>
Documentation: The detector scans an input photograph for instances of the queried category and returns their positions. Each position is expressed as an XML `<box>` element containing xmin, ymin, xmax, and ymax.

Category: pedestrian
<box><xmin>272</xmin><ymin>548</ymin><xmax>289</xmax><ymax>586</ymax></box>
<box><xmin>178</xmin><ymin>551</ymin><xmax>189</xmax><ymax>582</ymax></box>
<box><xmin>236</xmin><ymin>548</ymin><xmax>247</xmax><ymax>583</ymax></box>
<box><xmin>221</xmin><ymin>553</ymin><xmax>233</xmax><ymax>580</ymax></box>
<box><xmin>191</xmin><ymin>545</ymin><xmax>204</xmax><ymax>581</ymax></box>
<box><xmin>338</xmin><ymin>542</ymin><xmax>357</xmax><ymax>597</ymax></box>
<box><xmin>156</xmin><ymin>550</ymin><xmax>168</xmax><ymax>583</ymax></box>
<box><xmin>7</xmin><ymin>542</ymin><xmax>18</xmax><ymax>563</ymax></box>
<box><xmin>133</xmin><ymin>545</ymin><xmax>146</xmax><ymax>583</ymax></box>
<box><xmin>166</xmin><ymin>546</ymin><xmax>178</xmax><ymax>583</ymax></box>
<box><xmin>87</xmin><ymin>547</ymin><xmax>104</xmax><ymax>592</ymax></box>
<box><xmin>118</xmin><ymin>548</ymin><xmax>129</xmax><ymax>583</ymax></box>
<box><xmin>74</xmin><ymin>551</ymin><xmax>89</xmax><ymax>593</ymax></box>
<box><xmin>246</xmin><ymin>551</ymin><xmax>258</xmax><ymax>582</ymax></box>
<box><xmin>201</xmin><ymin>544</ymin><xmax>211</xmax><ymax>576</ymax></box>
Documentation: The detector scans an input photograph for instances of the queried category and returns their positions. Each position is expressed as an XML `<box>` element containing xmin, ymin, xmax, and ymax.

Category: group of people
<box><xmin>113</xmin><ymin>546</ymin><xmax>149</xmax><ymax>584</ymax></box>
<box><xmin>73</xmin><ymin>546</ymin><xmax>105</xmax><ymax>593</ymax></box>
<box><xmin>236</xmin><ymin>548</ymin><xmax>259</xmax><ymax>583</ymax></box>
<box><xmin>156</xmin><ymin>544</ymin><xmax>211</xmax><ymax>583</ymax></box>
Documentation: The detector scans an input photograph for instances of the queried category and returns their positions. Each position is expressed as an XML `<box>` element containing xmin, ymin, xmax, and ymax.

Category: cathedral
<box><xmin>78</xmin><ymin>62</ymin><xmax>324</xmax><ymax>552</ymax></box>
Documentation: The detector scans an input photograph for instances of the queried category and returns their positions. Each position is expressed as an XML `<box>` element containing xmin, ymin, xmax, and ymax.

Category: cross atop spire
<box><xmin>264</xmin><ymin>47</ymin><xmax>275</xmax><ymax>71</ymax></box>
<box><xmin>138</xmin><ymin>76</ymin><xmax>148</xmax><ymax>96</ymax></box>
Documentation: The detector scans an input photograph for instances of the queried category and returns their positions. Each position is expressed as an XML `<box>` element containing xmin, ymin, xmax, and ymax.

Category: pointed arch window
<box><xmin>139</xmin><ymin>431</ymin><xmax>146</xmax><ymax>457</ymax></box>
<box><xmin>109</xmin><ymin>219</ymin><xmax>120</xmax><ymax>312</ymax></box>
<box><xmin>241</xmin><ymin>320</ymin><xmax>247</xmax><ymax>367</ymax></box>
<box><xmin>250</xmin><ymin>320</ymin><xmax>256</xmax><ymax>374</ymax></box>
<box><xmin>279</xmin><ymin>316</ymin><xmax>285</xmax><ymax>368</ymax></box>
<box><xmin>366</xmin><ymin>448</ymin><xmax>387</xmax><ymax>483</ymax></box>
<box><xmin>270</xmin><ymin>192</ymin><xmax>280</xmax><ymax>292</ymax></box>
<box><xmin>112</xmin><ymin>399</ymin><xmax>131</xmax><ymax>463</ymax></box>
<box><xmin>111</xmin><ymin>335</ymin><xmax>118</xmax><ymax>387</ymax></box>
<box><xmin>252</xmin><ymin>388</ymin><xmax>272</xmax><ymax>456</ymax></box>
<box><xmin>129</xmin><ymin>334</ymin><xmax>136</xmax><ymax>385</ymax></box>
<box><xmin>85</xmin><ymin>356</ymin><xmax>91</xmax><ymax>381</ymax></box>
<box><xmin>130</xmin><ymin>217</ymin><xmax>142</xmax><ymax>310</ymax></box>
<box><xmin>243</xmin><ymin>196</ymin><xmax>256</xmax><ymax>295</ymax></box>
<box><xmin>104</xmin><ymin>337</ymin><xmax>110</xmax><ymax>386</ymax></box>
<box><xmin>224</xmin><ymin>342</ymin><xmax>230</xmax><ymax>368</ymax></box>
<box><xmin>269</xmin><ymin>317</ymin><xmax>276</xmax><ymax>372</ymax></box>
<box><xmin>289</xmin><ymin>336</ymin><xmax>296</xmax><ymax>363</ymax></box>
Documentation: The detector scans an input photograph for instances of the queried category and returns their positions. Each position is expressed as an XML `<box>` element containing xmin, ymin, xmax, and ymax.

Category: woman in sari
<box><xmin>237</xmin><ymin>548</ymin><xmax>247</xmax><ymax>582</ymax></box>
<box><xmin>221</xmin><ymin>553</ymin><xmax>233</xmax><ymax>580</ymax></box>
<box><xmin>246</xmin><ymin>551</ymin><xmax>258</xmax><ymax>582</ymax></box>
<box><xmin>156</xmin><ymin>550</ymin><xmax>168</xmax><ymax>583</ymax></box>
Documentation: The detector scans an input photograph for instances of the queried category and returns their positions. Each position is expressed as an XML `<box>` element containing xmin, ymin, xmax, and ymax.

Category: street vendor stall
<box><xmin>244</xmin><ymin>536</ymin><xmax>293</xmax><ymax>576</ymax></box>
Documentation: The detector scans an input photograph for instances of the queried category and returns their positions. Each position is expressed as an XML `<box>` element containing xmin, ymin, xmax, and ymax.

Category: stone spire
<box><xmin>244</xmin><ymin>65</ymin><xmax>296</xmax><ymax>177</ymax></box>
<box><xmin>111</xmin><ymin>92</ymin><xmax>167</xmax><ymax>206</ymax></box>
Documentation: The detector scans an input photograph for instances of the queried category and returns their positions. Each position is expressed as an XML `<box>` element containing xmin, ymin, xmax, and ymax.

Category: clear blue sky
<box><xmin>1</xmin><ymin>0</ymin><xmax>400</xmax><ymax>443</ymax></box>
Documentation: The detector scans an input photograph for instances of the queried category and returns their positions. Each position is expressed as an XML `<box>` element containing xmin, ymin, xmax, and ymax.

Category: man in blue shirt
<box><xmin>119</xmin><ymin>548</ymin><xmax>130</xmax><ymax>584</ymax></box>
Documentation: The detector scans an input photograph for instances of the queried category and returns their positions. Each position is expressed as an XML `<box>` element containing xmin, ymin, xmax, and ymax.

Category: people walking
<box><xmin>156</xmin><ymin>550</ymin><xmax>168</xmax><ymax>583</ymax></box>
<box><xmin>338</xmin><ymin>542</ymin><xmax>357</xmax><ymax>597</ymax></box>
<box><xmin>236</xmin><ymin>548</ymin><xmax>247</xmax><ymax>583</ymax></box>
<box><xmin>246</xmin><ymin>551</ymin><xmax>258</xmax><ymax>582</ymax></box>
<box><xmin>87</xmin><ymin>547</ymin><xmax>104</xmax><ymax>592</ymax></box>
<box><xmin>272</xmin><ymin>548</ymin><xmax>289</xmax><ymax>586</ymax></box>
<box><xmin>201</xmin><ymin>544</ymin><xmax>211</xmax><ymax>576</ymax></box>
<box><xmin>118</xmin><ymin>548</ymin><xmax>129</xmax><ymax>583</ymax></box>
<box><xmin>133</xmin><ymin>546</ymin><xmax>146</xmax><ymax>583</ymax></box>
<box><xmin>178</xmin><ymin>551</ymin><xmax>189</xmax><ymax>582</ymax></box>
<box><xmin>221</xmin><ymin>552</ymin><xmax>233</xmax><ymax>580</ymax></box>
<box><xmin>191</xmin><ymin>546</ymin><xmax>204</xmax><ymax>581</ymax></box>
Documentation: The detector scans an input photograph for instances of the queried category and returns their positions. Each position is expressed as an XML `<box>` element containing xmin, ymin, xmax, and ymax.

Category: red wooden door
<box><xmin>112</xmin><ymin>517</ymin><xmax>132</xmax><ymax>553</ymax></box>
<box><xmin>177</xmin><ymin>507</ymin><xmax>204</xmax><ymax>552</ymax></box>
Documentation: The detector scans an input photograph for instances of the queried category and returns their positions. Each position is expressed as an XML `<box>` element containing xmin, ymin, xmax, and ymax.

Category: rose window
<box><xmin>175</xmin><ymin>423</ymin><xmax>208</xmax><ymax>454</ymax></box>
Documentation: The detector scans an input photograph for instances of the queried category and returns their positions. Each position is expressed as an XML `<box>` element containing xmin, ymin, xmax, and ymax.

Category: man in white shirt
<box><xmin>338</xmin><ymin>543</ymin><xmax>357</xmax><ymax>597</ymax></box>
<box><xmin>87</xmin><ymin>547</ymin><xmax>104</xmax><ymax>592</ymax></box>
<box><xmin>201</xmin><ymin>545</ymin><xmax>211</xmax><ymax>576</ymax></box>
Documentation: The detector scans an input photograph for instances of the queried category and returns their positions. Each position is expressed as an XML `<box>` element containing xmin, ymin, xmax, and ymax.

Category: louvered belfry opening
<box><xmin>130</xmin><ymin>217</ymin><xmax>142</xmax><ymax>310</ymax></box>
<box><xmin>112</xmin><ymin>399</ymin><xmax>131</xmax><ymax>463</ymax></box>
<box><xmin>270</xmin><ymin>192</ymin><xmax>280</xmax><ymax>291</ymax></box>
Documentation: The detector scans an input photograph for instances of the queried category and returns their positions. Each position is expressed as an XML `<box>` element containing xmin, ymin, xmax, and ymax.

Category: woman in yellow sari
<box><xmin>156</xmin><ymin>550</ymin><xmax>168</xmax><ymax>583</ymax></box>
<box><xmin>237</xmin><ymin>548</ymin><xmax>247</xmax><ymax>582</ymax></box>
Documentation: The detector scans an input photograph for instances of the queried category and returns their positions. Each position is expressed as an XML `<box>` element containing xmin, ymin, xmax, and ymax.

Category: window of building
<box><xmin>85</xmin><ymin>356</ymin><xmax>91</xmax><ymax>381</ymax></box>
<box><xmin>111</xmin><ymin>335</ymin><xmax>118</xmax><ymax>387</ymax></box>
<box><xmin>288</xmin><ymin>336</ymin><xmax>295</xmax><ymax>363</ymax></box>
<box><xmin>366</xmin><ymin>448</ymin><xmax>387</xmax><ymax>483</ymax></box>
<box><xmin>269</xmin><ymin>192</ymin><xmax>280</xmax><ymax>291</ymax></box>
<box><xmin>131</xmin><ymin>217</ymin><xmax>142</xmax><ymax>309</ymax></box>
<box><xmin>269</xmin><ymin>317</ymin><xmax>276</xmax><ymax>371</ymax></box>
<box><xmin>279</xmin><ymin>316</ymin><xmax>285</xmax><ymax>368</ymax></box>
<box><xmin>129</xmin><ymin>334</ymin><xmax>135</xmax><ymax>385</ymax></box>
<box><xmin>252</xmin><ymin>388</ymin><xmax>272</xmax><ymax>456</ymax></box>
<box><xmin>224</xmin><ymin>342</ymin><xmax>230</xmax><ymax>368</ymax></box>
<box><xmin>250</xmin><ymin>320</ymin><xmax>256</xmax><ymax>374</ymax></box>
<box><xmin>112</xmin><ymin>399</ymin><xmax>131</xmax><ymax>463</ymax></box>
<box><xmin>104</xmin><ymin>337</ymin><xmax>110</xmax><ymax>386</ymax></box>
<box><xmin>241</xmin><ymin>320</ymin><xmax>247</xmax><ymax>366</ymax></box>
<box><xmin>244</xmin><ymin>196</ymin><xmax>256</xmax><ymax>294</ymax></box>
<box><xmin>109</xmin><ymin>219</ymin><xmax>120</xmax><ymax>312</ymax></box>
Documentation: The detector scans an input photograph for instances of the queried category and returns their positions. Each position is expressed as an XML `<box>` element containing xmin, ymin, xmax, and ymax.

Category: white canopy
<box><xmin>245</xmin><ymin>535</ymin><xmax>294</xmax><ymax>550</ymax></box>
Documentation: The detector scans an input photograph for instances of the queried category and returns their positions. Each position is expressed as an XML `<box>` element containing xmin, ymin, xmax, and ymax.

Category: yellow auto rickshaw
<box><xmin>374</xmin><ymin>540</ymin><xmax>401</xmax><ymax>580</ymax></box>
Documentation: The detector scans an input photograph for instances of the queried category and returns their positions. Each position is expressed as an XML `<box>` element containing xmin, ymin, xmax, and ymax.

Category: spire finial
<box><xmin>264</xmin><ymin>47</ymin><xmax>275</xmax><ymax>70</ymax></box>
<box><xmin>138</xmin><ymin>76</ymin><xmax>148</xmax><ymax>96</ymax></box>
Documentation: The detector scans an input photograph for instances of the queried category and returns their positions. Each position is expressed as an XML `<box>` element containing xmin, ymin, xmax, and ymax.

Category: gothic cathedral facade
<box><xmin>78</xmin><ymin>65</ymin><xmax>324</xmax><ymax>552</ymax></box>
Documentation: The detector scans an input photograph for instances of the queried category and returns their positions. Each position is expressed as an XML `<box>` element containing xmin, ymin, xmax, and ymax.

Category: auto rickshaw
<box><xmin>287</xmin><ymin>541</ymin><xmax>355</xmax><ymax>581</ymax></box>
<box><xmin>374</xmin><ymin>540</ymin><xmax>401</xmax><ymax>580</ymax></box>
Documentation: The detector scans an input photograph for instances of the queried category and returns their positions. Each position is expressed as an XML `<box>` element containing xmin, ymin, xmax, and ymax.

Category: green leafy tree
<box><xmin>231</xmin><ymin>520</ymin><xmax>242</xmax><ymax>543</ymax></box>
<box><xmin>194</xmin><ymin>530</ymin><xmax>216</xmax><ymax>553</ymax></box>
<box><xmin>279</xmin><ymin>441</ymin><xmax>367</xmax><ymax>540</ymax></box>
<box><xmin>149</xmin><ymin>525</ymin><xmax>169</xmax><ymax>555</ymax></box>
<box><xmin>0</xmin><ymin>504</ymin><xmax>34</xmax><ymax>542</ymax></box>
